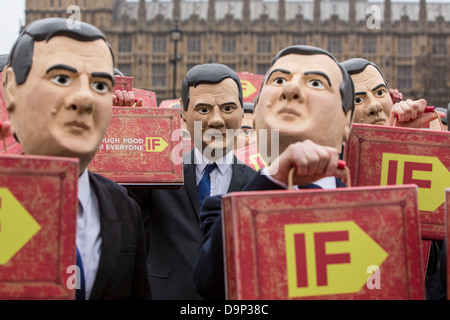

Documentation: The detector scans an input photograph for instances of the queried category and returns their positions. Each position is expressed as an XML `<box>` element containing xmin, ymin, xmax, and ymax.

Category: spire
<box><xmin>349</xmin><ymin>0</ymin><xmax>356</xmax><ymax>25</ymax></box>
<box><xmin>173</xmin><ymin>0</ymin><xmax>181</xmax><ymax>23</ymax></box>
<box><xmin>384</xmin><ymin>0</ymin><xmax>391</xmax><ymax>26</ymax></box>
<box><xmin>243</xmin><ymin>0</ymin><xmax>250</xmax><ymax>27</ymax></box>
<box><xmin>208</xmin><ymin>0</ymin><xmax>216</xmax><ymax>27</ymax></box>
<box><xmin>419</xmin><ymin>0</ymin><xmax>427</xmax><ymax>24</ymax></box>
<box><xmin>138</xmin><ymin>0</ymin><xmax>146</xmax><ymax>23</ymax></box>
<box><xmin>279</xmin><ymin>0</ymin><xmax>286</xmax><ymax>25</ymax></box>
<box><xmin>314</xmin><ymin>0</ymin><xmax>321</xmax><ymax>24</ymax></box>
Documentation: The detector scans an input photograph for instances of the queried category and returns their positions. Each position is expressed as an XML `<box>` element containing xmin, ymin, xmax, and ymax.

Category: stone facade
<box><xmin>25</xmin><ymin>0</ymin><xmax>450</xmax><ymax>107</ymax></box>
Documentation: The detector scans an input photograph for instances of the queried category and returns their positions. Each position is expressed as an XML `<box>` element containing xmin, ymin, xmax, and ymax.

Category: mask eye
<box><xmin>51</xmin><ymin>75</ymin><xmax>72</xmax><ymax>86</ymax></box>
<box><xmin>376</xmin><ymin>89</ymin><xmax>386</xmax><ymax>97</ymax></box>
<box><xmin>355</xmin><ymin>97</ymin><xmax>363</xmax><ymax>104</ymax></box>
<box><xmin>197</xmin><ymin>108</ymin><xmax>209</xmax><ymax>115</ymax></box>
<box><xmin>91</xmin><ymin>81</ymin><xmax>109</xmax><ymax>93</ymax></box>
<box><xmin>306</xmin><ymin>79</ymin><xmax>324</xmax><ymax>89</ymax></box>
<box><xmin>272</xmin><ymin>77</ymin><xmax>287</xmax><ymax>85</ymax></box>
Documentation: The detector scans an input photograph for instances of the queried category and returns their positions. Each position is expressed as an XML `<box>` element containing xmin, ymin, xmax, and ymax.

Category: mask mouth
<box><xmin>277</xmin><ymin>107</ymin><xmax>300</xmax><ymax>117</ymax></box>
<box><xmin>66</xmin><ymin>120</ymin><xmax>89</xmax><ymax>130</ymax></box>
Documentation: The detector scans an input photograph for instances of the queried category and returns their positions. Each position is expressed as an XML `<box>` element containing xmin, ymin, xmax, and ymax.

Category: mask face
<box><xmin>5</xmin><ymin>36</ymin><xmax>114</xmax><ymax>168</ymax></box>
<box><xmin>182</xmin><ymin>78</ymin><xmax>243</xmax><ymax>154</ymax></box>
<box><xmin>236</xmin><ymin>112</ymin><xmax>257</xmax><ymax>150</ymax></box>
<box><xmin>351</xmin><ymin>65</ymin><xmax>393</xmax><ymax>126</ymax></box>
<box><xmin>254</xmin><ymin>53</ymin><xmax>350</xmax><ymax>152</ymax></box>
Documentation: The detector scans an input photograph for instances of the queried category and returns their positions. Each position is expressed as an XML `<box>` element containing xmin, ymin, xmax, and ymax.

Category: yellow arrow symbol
<box><xmin>146</xmin><ymin>137</ymin><xmax>168</xmax><ymax>153</ymax></box>
<box><xmin>380</xmin><ymin>153</ymin><xmax>450</xmax><ymax>212</ymax></box>
<box><xmin>285</xmin><ymin>221</ymin><xmax>388</xmax><ymax>298</ymax></box>
<box><xmin>240</xmin><ymin>80</ymin><xmax>257</xmax><ymax>99</ymax></box>
<box><xmin>0</xmin><ymin>188</ymin><xmax>41</xmax><ymax>265</ymax></box>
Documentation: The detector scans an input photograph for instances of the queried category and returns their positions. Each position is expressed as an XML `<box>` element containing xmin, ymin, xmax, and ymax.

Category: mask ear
<box><xmin>342</xmin><ymin>110</ymin><xmax>354</xmax><ymax>144</ymax></box>
<box><xmin>179</xmin><ymin>99</ymin><xmax>187</xmax><ymax>123</ymax></box>
<box><xmin>2</xmin><ymin>67</ymin><xmax>18</xmax><ymax>113</ymax></box>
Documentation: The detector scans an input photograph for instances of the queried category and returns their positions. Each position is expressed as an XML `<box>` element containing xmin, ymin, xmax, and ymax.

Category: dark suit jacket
<box><xmin>193</xmin><ymin>171</ymin><xmax>346</xmax><ymax>300</ymax></box>
<box><xmin>88</xmin><ymin>172</ymin><xmax>151</xmax><ymax>300</ymax></box>
<box><xmin>128</xmin><ymin>151</ymin><xmax>256</xmax><ymax>300</ymax></box>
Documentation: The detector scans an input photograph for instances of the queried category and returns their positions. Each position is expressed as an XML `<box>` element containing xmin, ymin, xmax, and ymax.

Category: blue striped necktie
<box><xmin>197</xmin><ymin>163</ymin><xmax>217</xmax><ymax>207</ymax></box>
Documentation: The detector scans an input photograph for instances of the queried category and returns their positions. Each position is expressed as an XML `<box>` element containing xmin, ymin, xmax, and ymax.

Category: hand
<box><xmin>265</xmin><ymin>140</ymin><xmax>346</xmax><ymax>187</ymax></box>
<box><xmin>389</xmin><ymin>99</ymin><xmax>445</xmax><ymax>128</ymax></box>
<box><xmin>389</xmin><ymin>88</ymin><xmax>403</xmax><ymax>104</ymax></box>
<box><xmin>113</xmin><ymin>90</ymin><xmax>144</xmax><ymax>107</ymax></box>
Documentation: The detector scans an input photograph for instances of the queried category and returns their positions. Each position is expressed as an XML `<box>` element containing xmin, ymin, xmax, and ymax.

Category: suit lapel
<box><xmin>183</xmin><ymin>151</ymin><xmax>201</xmax><ymax>215</ymax></box>
<box><xmin>227</xmin><ymin>156</ymin><xmax>252</xmax><ymax>193</ymax></box>
<box><xmin>88</xmin><ymin>172</ymin><xmax>121</xmax><ymax>300</ymax></box>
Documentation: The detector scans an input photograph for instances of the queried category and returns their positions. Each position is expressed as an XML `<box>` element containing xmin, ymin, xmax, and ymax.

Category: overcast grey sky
<box><xmin>0</xmin><ymin>0</ymin><xmax>448</xmax><ymax>55</ymax></box>
<box><xmin>0</xmin><ymin>0</ymin><xmax>25</xmax><ymax>54</ymax></box>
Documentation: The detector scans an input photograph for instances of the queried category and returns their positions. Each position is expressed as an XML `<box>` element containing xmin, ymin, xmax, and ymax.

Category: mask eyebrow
<box><xmin>303</xmin><ymin>71</ymin><xmax>331</xmax><ymax>87</ymax></box>
<box><xmin>265</xmin><ymin>68</ymin><xmax>291</xmax><ymax>84</ymax></box>
<box><xmin>46</xmin><ymin>64</ymin><xmax>78</xmax><ymax>74</ymax></box>
<box><xmin>371</xmin><ymin>84</ymin><xmax>387</xmax><ymax>92</ymax></box>
<box><xmin>91</xmin><ymin>72</ymin><xmax>115</xmax><ymax>86</ymax></box>
<box><xmin>355</xmin><ymin>92</ymin><xmax>367</xmax><ymax>96</ymax></box>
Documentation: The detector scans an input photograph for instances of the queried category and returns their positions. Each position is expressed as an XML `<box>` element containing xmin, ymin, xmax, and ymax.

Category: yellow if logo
<box><xmin>240</xmin><ymin>80</ymin><xmax>257</xmax><ymax>99</ymax></box>
<box><xmin>146</xmin><ymin>137</ymin><xmax>169</xmax><ymax>153</ymax></box>
<box><xmin>0</xmin><ymin>188</ymin><xmax>41</xmax><ymax>265</ymax></box>
<box><xmin>285</xmin><ymin>221</ymin><xmax>387</xmax><ymax>298</ymax></box>
<box><xmin>380</xmin><ymin>153</ymin><xmax>450</xmax><ymax>212</ymax></box>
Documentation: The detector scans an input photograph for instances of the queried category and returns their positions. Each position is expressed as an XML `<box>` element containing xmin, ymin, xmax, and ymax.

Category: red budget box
<box><xmin>222</xmin><ymin>185</ymin><xmax>424</xmax><ymax>300</ymax></box>
<box><xmin>89</xmin><ymin>107</ymin><xmax>184</xmax><ymax>188</ymax></box>
<box><xmin>0</xmin><ymin>154</ymin><xmax>78</xmax><ymax>300</ymax></box>
<box><xmin>344</xmin><ymin>124</ymin><xmax>450</xmax><ymax>240</ymax></box>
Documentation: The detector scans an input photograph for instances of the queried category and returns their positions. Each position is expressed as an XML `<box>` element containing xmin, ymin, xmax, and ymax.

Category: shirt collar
<box><xmin>194</xmin><ymin>148</ymin><xmax>234</xmax><ymax>176</ymax></box>
<box><xmin>78</xmin><ymin>169</ymin><xmax>91</xmax><ymax>214</ymax></box>
<box><xmin>313</xmin><ymin>176</ymin><xmax>337</xmax><ymax>189</ymax></box>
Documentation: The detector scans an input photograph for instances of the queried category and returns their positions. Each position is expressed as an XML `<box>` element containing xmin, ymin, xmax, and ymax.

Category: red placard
<box><xmin>114</xmin><ymin>75</ymin><xmax>133</xmax><ymax>91</ymax></box>
<box><xmin>233</xmin><ymin>144</ymin><xmax>267</xmax><ymax>172</ymax></box>
<box><xmin>344</xmin><ymin>124</ymin><xmax>450</xmax><ymax>240</ymax></box>
<box><xmin>0</xmin><ymin>154</ymin><xmax>78</xmax><ymax>300</ymax></box>
<box><xmin>237</xmin><ymin>72</ymin><xmax>264</xmax><ymax>103</ymax></box>
<box><xmin>222</xmin><ymin>185</ymin><xmax>424</xmax><ymax>300</ymax></box>
<box><xmin>88</xmin><ymin>107</ymin><xmax>184</xmax><ymax>188</ymax></box>
<box><xmin>446</xmin><ymin>189</ymin><xmax>450</xmax><ymax>299</ymax></box>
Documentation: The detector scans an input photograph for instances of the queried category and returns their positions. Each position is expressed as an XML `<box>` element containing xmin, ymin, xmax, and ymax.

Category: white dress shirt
<box><xmin>76</xmin><ymin>169</ymin><xmax>102</xmax><ymax>300</ymax></box>
<box><xmin>194</xmin><ymin>148</ymin><xmax>234</xmax><ymax>196</ymax></box>
<box><xmin>261</xmin><ymin>167</ymin><xmax>337</xmax><ymax>190</ymax></box>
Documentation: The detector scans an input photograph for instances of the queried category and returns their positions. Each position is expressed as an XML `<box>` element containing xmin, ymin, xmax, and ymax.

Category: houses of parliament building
<box><xmin>24</xmin><ymin>0</ymin><xmax>450</xmax><ymax>108</ymax></box>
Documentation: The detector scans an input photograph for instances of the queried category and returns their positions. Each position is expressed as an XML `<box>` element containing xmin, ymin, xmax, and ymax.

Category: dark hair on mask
<box><xmin>181</xmin><ymin>63</ymin><xmax>243</xmax><ymax>111</ymax></box>
<box><xmin>7</xmin><ymin>17</ymin><xmax>115</xmax><ymax>85</ymax></box>
<box><xmin>255</xmin><ymin>45</ymin><xmax>355</xmax><ymax>119</ymax></box>
<box><xmin>341</xmin><ymin>58</ymin><xmax>388</xmax><ymax>88</ymax></box>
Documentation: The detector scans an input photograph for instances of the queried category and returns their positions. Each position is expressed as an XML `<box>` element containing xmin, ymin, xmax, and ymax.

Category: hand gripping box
<box><xmin>344</xmin><ymin>124</ymin><xmax>450</xmax><ymax>240</ymax></box>
<box><xmin>222</xmin><ymin>185</ymin><xmax>424</xmax><ymax>300</ymax></box>
<box><xmin>0</xmin><ymin>154</ymin><xmax>78</xmax><ymax>300</ymax></box>
<box><xmin>88</xmin><ymin>107</ymin><xmax>184</xmax><ymax>188</ymax></box>
<box><xmin>114</xmin><ymin>76</ymin><xmax>157</xmax><ymax>108</ymax></box>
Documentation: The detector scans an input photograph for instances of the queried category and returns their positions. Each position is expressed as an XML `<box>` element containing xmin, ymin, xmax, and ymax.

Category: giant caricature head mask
<box><xmin>253</xmin><ymin>45</ymin><xmax>354</xmax><ymax>157</ymax></box>
<box><xmin>341</xmin><ymin>58</ymin><xmax>393</xmax><ymax>126</ymax></box>
<box><xmin>180</xmin><ymin>63</ymin><xmax>244</xmax><ymax>156</ymax></box>
<box><xmin>2</xmin><ymin>18</ymin><xmax>115</xmax><ymax>172</ymax></box>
